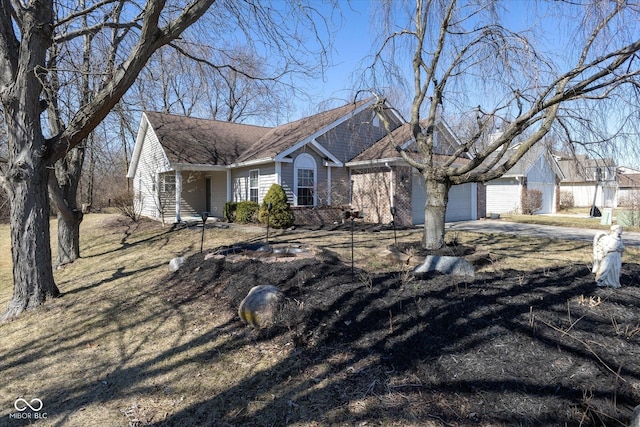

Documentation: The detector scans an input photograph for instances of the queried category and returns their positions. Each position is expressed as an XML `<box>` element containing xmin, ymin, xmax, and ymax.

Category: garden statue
<box><xmin>592</xmin><ymin>225</ymin><xmax>624</xmax><ymax>288</ymax></box>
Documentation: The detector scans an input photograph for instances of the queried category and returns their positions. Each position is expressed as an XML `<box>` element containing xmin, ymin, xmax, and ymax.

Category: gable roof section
<box><xmin>144</xmin><ymin>112</ymin><xmax>271</xmax><ymax>167</ymax></box>
<box><xmin>618</xmin><ymin>172</ymin><xmax>640</xmax><ymax>188</ymax></box>
<box><xmin>558</xmin><ymin>155</ymin><xmax>616</xmax><ymax>183</ymax></box>
<box><xmin>234</xmin><ymin>97</ymin><xmax>376</xmax><ymax>165</ymax></box>
<box><xmin>348</xmin><ymin>120</ymin><xmax>466</xmax><ymax>166</ymax></box>
<box><xmin>470</xmin><ymin>142</ymin><xmax>562</xmax><ymax>181</ymax></box>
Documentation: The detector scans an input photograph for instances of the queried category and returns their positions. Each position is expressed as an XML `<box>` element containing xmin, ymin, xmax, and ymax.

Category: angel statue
<box><xmin>592</xmin><ymin>225</ymin><xmax>624</xmax><ymax>288</ymax></box>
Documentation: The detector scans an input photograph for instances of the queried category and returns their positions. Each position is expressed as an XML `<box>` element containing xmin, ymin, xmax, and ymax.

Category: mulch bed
<box><xmin>158</xmin><ymin>244</ymin><xmax>640</xmax><ymax>426</ymax></box>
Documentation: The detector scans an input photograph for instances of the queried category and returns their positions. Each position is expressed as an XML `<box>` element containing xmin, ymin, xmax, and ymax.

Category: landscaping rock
<box><xmin>168</xmin><ymin>256</ymin><xmax>185</xmax><ymax>272</ymax></box>
<box><xmin>631</xmin><ymin>405</ymin><xmax>640</xmax><ymax>427</ymax></box>
<box><xmin>413</xmin><ymin>255</ymin><xmax>475</xmax><ymax>277</ymax></box>
<box><xmin>238</xmin><ymin>285</ymin><xmax>284</xmax><ymax>328</ymax></box>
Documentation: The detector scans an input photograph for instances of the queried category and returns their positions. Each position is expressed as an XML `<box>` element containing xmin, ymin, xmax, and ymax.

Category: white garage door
<box><xmin>412</xmin><ymin>175</ymin><xmax>474</xmax><ymax>224</ymax></box>
<box><xmin>486</xmin><ymin>181</ymin><xmax>520</xmax><ymax>214</ymax></box>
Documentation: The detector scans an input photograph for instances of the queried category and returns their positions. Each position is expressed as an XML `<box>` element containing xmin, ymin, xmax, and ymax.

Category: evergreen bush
<box><xmin>224</xmin><ymin>201</ymin><xmax>237</xmax><ymax>222</ymax></box>
<box><xmin>259</xmin><ymin>184</ymin><xmax>294</xmax><ymax>228</ymax></box>
<box><xmin>236</xmin><ymin>201</ymin><xmax>259</xmax><ymax>224</ymax></box>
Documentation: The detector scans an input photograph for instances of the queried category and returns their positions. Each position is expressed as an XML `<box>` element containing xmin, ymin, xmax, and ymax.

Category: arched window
<box><xmin>294</xmin><ymin>153</ymin><xmax>316</xmax><ymax>206</ymax></box>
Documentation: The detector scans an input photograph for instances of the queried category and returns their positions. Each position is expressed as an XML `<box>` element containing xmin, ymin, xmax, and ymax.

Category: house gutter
<box><xmin>230</xmin><ymin>157</ymin><xmax>287</xmax><ymax>168</ymax></box>
<box><xmin>346</xmin><ymin>158</ymin><xmax>405</xmax><ymax>168</ymax></box>
<box><xmin>172</xmin><ymin>163</ymin><xmax>228</xmax><ymax>172</ymax></box>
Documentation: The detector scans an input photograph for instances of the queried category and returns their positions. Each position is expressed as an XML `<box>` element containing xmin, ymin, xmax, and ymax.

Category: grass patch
<box><xmin>503</xmin><ymin>211</ymin><xmax>640</xmax><ymax>232</ymax></box>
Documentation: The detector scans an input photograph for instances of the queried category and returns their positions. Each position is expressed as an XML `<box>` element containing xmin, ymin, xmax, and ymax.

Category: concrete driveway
<box><xmin>446</xmin><ymin>219</ymin><xmax>640</xmax><ymax>247</ymax></box>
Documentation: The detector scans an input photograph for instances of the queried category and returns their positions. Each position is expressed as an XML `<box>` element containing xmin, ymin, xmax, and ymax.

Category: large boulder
<box><xmin>631</xmin><ymin>405</ymin><xmax>640</xmax><ymax>427</ymax></box>
<box><xmin>238</xmin><ymin>285</ymin><xmax>284</xmax><ymax>328</ymax></box>
<box><xmin>413</xmin><ymin>255</ymin><xmax>475</xmax><ymax>277</ymax></box>
<box><xmin>168</xmin><ymin>256</ymin><xmax>185</xmax><ymax>272</ymax></box>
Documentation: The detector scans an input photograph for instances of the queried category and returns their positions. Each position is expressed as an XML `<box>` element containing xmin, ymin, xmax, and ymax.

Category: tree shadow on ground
<box><xmin>148</xmin><ymin>253</ymin><xmax>640</xmax><ymax>426</ymax></box>
<box><xmin>12</xmin><ymin>245</ymin><xmax>638</xmax><ymax>427</ymax></box>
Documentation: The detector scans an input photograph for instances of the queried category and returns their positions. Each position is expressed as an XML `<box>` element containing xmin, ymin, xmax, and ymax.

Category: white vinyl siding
<box><xmin>232</xmin><ymin>165</ymin><xmax>277</xmax><ymax>203</ymax></box>
<box><xmin>133</xmin><ymin>124</ymin><xmax>172</xmax><ymax>219</ymax></box>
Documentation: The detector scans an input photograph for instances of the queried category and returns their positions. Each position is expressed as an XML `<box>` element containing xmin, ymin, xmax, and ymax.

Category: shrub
<box><xmin>235</xmin><ymin>201</ymin><xmax>259</xmax><ymax>224</ymax></box>
<box><xmin>559</xmin><ymin>191</ymin><xmax>574</xmax><ymax>210</ymax></box>
<box><xmin>259</xmin><ymin>184</ymin><xmax>294</xmax><ymax>228</ymax></box>
<box><xmin>224</xmin><ymin>201</ymin><xmax>237</xmax><ymax>222</ymax></box>
<box><xmin>521</xmin><ymin>189</ymin><xmax>543</xmax><ymax>215</ymax></box>
<box><xmin>112</xmin><ymin>190</ymin><xmax>142</xmax><ymax>222</ymax></box>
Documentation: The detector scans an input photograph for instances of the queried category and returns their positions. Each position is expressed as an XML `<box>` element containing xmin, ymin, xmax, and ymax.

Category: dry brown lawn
<box><xmin>0</xmin><ymin>214</ymin><xmax>638</xmax><ymax>426</ymax></box>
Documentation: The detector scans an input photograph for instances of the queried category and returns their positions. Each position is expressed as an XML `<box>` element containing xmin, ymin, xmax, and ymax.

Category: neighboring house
<box><xmin>617</xmin><ymin>166</ymin><xmax>640</xmax><ymax>206</ymax></box>
<box><xmin>127</xmin><ymin>98</ymin><xmax>407</xmax><ymax>223</ymax></box>
<box><xmin>485</xmin><ymin>144</ymin><xmax>564</xmax><ymax>215</ymax></box>
<box><xmin>346</xmin><ymin>120</ymin><xmax>481</xmax><ymax>226</ymax></box>
<box><xmin>557</xmin><ymin>155</ymin><xmax>618</xmax><ymax>208</ymax></box>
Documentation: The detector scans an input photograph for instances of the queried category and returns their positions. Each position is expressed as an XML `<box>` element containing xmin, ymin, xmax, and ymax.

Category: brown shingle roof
<box><xmin>350</xmin><ymin>121</ymin><xmax>463</xmax><ymax>163</ymax></box>
<box><xmin>618</xmin><ymin>173</ymin><xmax>640</xmax><ymax>188</ymax></box>
<box><xmin>145</xmin><ymin>112</ymin><xmax>271</xmax><ymax>166</ymax></box>
<box><xmin>557</xmin><ymin>156</ymin><xmax>616</xmax><ymax>182</ymax></box>
<box><xmin>235</xmin><ymin>98</ymin><xmax>373</xmax><ymax>163</ymax></box>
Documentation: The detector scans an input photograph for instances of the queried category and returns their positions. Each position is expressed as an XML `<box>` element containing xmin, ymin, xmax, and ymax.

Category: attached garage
<box><xmin>412</xmin><ymin>173</ymin><xmax>477</xmax><ymax>224</ymax></box>
<box><xmin>528</xmin><ymin>182</ymin><xmax>556</xmax><ymax>214</ymax></box>
<box><xmin>486</xmin><ymin>178</ymin><xmax>522</xmax><ymax>214</ymax></box>
<box><xmin>485</xmin><ymin>146</ymin><xmax>563</xmax><ymax>215</ymax></box>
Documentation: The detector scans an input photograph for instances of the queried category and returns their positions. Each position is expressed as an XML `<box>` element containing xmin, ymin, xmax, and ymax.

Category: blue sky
<box><xmin>304</xmin><ymin>0</ymin><xmax>537</xmax><ymax>105</ymax></box>
<box><xmin>287</xmin><ymin>1</ymin><xmax>638</xmax><ymax>167</ymax></box>
<box><xmin>297</xmin><ymin>1</ymin><xmax>375</xmax><ymax>104</ymax></box>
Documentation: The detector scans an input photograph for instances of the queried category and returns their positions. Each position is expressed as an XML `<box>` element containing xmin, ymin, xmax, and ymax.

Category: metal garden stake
<box><xmin>390</xmin><ymin>206</ymin><xmax>397</xmax><ymax>246</ymax></box>
<box><xmin>200</xmin><ymin>211</ymin><xmax>209</xmax><ymax>253</ymax></box>
<box><xmin>266</xmin><ymin>202</ymin><xmax>273</xmax><ymax>246</ymax></box>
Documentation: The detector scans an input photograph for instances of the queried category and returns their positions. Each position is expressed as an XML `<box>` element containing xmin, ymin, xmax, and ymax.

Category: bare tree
<box><xmin>369</xmin><ymin>0</ymin><xmax>640</xmax><ymax>249</ymax></box>
<box><xmin>0</xmin><ymin>0</ymin><xmax>336</xmax><ymax>320</ymax></box>
<box><xmin>0</xmin><ymin>0</ymin><xmax>216</xmax><ymax>320</ymax></box>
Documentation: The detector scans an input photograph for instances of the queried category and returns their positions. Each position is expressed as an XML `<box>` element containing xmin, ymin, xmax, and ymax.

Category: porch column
<box><xmin>175</xmin><ymin>170</ymin><xmax>182</xmax><ymax>223</ymax></box>
<box><xmin>326</xmin><ymin>165</ymin><xmax>332</xmax><ymax>205</ymax></box>
<box><xmin>275</xmin><ymin>162</ymin><xmax>282</xmax><ymax>185</ymax></box>
<box><xmin>389</xmin><ymin>167</ymin><xmax>394</xmax><ymax>209</ymax></box>
<box><xmin>226</xmin><ymin>169</ymin><xmax>232</xmax><ymax>202</ymax></box>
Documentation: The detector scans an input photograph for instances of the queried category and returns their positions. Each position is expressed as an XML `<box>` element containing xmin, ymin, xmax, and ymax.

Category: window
<box><xmin>162</xmin><ymin>174</ymin><xmax>176</xmax><ymax>192</ymax></box>
<box><xmin>249</xmin><ymin>170</ymin><xmax>259</xmax><ymax>203</ymax></box>
<box><xmin>297</xmin><ymin>169</ymin><xmax>314</xmax><ymax>206</ymax></box>
<box><xmin>294</xmin><ymin>153</ymin><xmax>316</xmax><ymax>206</ymax></box>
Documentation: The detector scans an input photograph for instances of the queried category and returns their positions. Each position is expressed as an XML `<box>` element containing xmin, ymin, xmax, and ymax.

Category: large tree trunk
<box><xmin>56</xmin><ymin>210</ymin><xmax>83</xmax><ymax>267</ymax></box>
<box><xmin>423</xmin><ymin>178</ymin><xmax>450</xmax><ymax>250</ymax></box>
<box><xmin>2</xmin><ymin>164</ymin><xmax>59</xmax><ymax>321</ymax></box>
<box><xmin>50</xmin><ymin>147</ymin><xmax>85</xmax><ymax>267</ymax></box>
<box><xmin>0</xmin><ymin>4</ymin><xmax>59</xmax><ymax>321</ymax></box>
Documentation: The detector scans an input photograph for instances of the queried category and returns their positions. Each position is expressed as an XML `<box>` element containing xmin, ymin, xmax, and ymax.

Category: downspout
<box><xmin>385</xmin><ymin>163</ymin><xmax>394</xmax><ymax>209</ymax></box>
